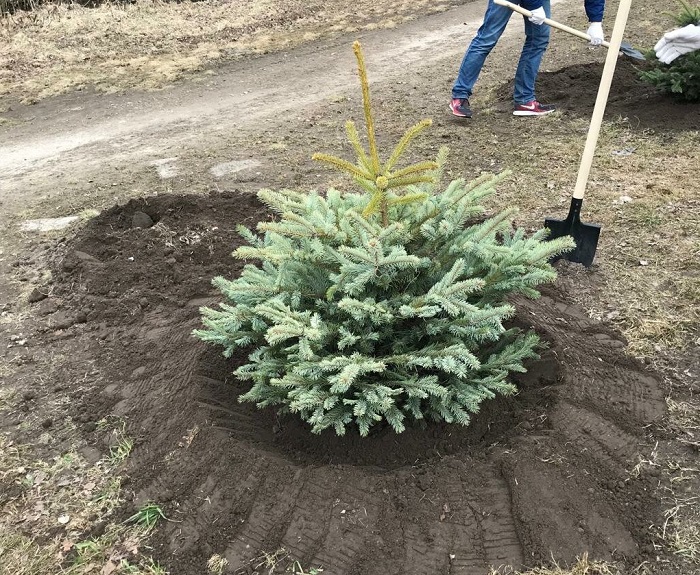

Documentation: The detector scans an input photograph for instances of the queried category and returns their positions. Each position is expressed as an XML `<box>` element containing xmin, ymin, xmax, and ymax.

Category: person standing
<box><xmin>450</xmin><ymin>0</ymin><xmax>606</xmax><ymax>118</ymax></box>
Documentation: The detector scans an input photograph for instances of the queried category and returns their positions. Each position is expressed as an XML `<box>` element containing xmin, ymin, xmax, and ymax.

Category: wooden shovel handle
<box><xmin>573</xmin><ymin>0</ymin><xmax>632</xmax><ymax>199</ymax></box>
<box><xmin>493</xmin><ymin>0</ymin><xmax>612</xmax><ymax>49</ymax></box>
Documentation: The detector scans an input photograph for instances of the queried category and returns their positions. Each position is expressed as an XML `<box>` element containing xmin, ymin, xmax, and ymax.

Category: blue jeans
<box><xmin>452</xmin><ymin>0</ymin><xmax>551</xmax><ymax>105</ymax></box>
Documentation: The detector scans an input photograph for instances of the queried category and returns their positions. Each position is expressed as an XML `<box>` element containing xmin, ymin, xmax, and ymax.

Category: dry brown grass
<box><xmin>488</xmin><ymin>553</ymin><xmax>625</xmax><ymax>575</ymax></box>
<box><xmin>468</xmin><ymin>116</ymin><xmax>700</xmax><ymax>359</ymax></box>
<box><xmin>659</xmin><ymin>398</ymin><xmax>700</xmax><ymax>566</ymax></box>
<box><xmin>0</xmin><ymin>430</ymin><xmax>166</xmax><ymax>575</ymax></box>
<box><xmin>0</xmin><ymin>0</ymin><xmax>458</xmax><ymax>103</ymax></box>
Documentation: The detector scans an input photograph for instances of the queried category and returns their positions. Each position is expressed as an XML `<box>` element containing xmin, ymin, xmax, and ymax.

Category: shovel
<box><xmin>543</xmin><ymin>0</ymin><xmax>634</xmax><ymax>266</ymax></box>
<box><xmin>493</xmin><ymin>0</ymin><xmax>644</xmax><ymax>60</ymax></box>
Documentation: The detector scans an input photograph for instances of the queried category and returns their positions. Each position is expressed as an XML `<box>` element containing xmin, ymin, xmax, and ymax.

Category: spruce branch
<box><xmin>345</xmin><ymin>209</ymin><xmax>383</xmax><ymax>236</ymax></box>
<box><xmin>312</xmin><ymin>152</ymin><xmax>374</xmax><ymax>181</ymax></box>
<box><xmin>389</xmin><ymin>160</ymin><xmax>440</xmax><ymax>180</ymax></box>
<box><xmin>346</xmin><ymin>120</ymin><xmax>373</xmax><ymax>172</ymax></box>
<box><xmin>428</xmin><ymin>146</ymin><xmax>449</xmax><ymax>189</ymax></box>
<box><xmin>470</xmin><ymin>208</ymin><xmax>518</xmax><ymax>242</ymax></box>
<box><xmin>383</xmin><ymin>119</ymin><xmax>434</xmax><ymax>172</ymax></box>
<box><xmin>257</xmin><ymin>188</ymin><xmax>307</xmax><ymax>213</ymax></box>
<box><xmin>385</xmin><ymin>175</ymin><xmax>436</xmax><ymax>190</ymax></box>
<box><xmin>312</xmin><ymin>41</ymin><xmax>438</xmax><ymax>227</ymax></box>
<box><xmin>362</xmin><ymin>189</ymin><xmax>386</xmax><ymax>219</ymax></box>
<box><xmin>353</xmin><ymin>41</ymin><xmax>381</xmax><ymax>174</ymax></box>
<box><xmin>387</xmin><ymin>192</ymin><xmax>429</xmax><ymax>208</ymax></box>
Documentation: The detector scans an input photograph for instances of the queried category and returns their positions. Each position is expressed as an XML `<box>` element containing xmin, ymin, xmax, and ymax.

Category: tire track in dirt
<box><xmin>550</xmin><ymin>403</ymin><xmax>642</xmax><ymax>470</ymax></box>
<box><xmin>94</xmin><ymin>310</ymin><xmax>534</xmax><ymax>573</ymax></box>
<box><xmin>280</xmin><ymin>474</ymin><xmax>339</xmax><ymax>563</ymax></box>
<box><xmin>398</xmin><ymin>463</ymin><xmax>524</xmax><ymax>573</ymax></box>
<box><xmin>224</xmin><ymin>470</ymin><xmax>306</xmax><ymax>570</ymax></box>
<box><xmin>308</xmin><ymin>481</ymin><xmax>381</xmax><ymax>574</ymax></box>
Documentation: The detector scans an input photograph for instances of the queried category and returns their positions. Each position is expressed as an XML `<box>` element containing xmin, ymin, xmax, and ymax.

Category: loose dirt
<box><xmin>27</xmin><ymin>188</ymin><xmax>664</xmax><ymax>575</ymax></box>
<box><xmin>500</xmin><ymin>58</ymin><xmax>700</xmax><ymax>132</ymax></box>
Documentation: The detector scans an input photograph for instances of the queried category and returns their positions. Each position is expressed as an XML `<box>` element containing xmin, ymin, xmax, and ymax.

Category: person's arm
<box><xmin>584</xmin><ymin>0</ymin><xmax>605</xmax><ymax>45</ymax></box>
<box><xmin>655</xmin><ymin>24</ymin><xmax>700</xmax><ymax>64</ymax></box>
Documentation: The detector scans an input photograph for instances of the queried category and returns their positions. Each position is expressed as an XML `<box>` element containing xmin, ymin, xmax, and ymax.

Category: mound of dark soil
<box><xmin>47</xmin><ymin>191</ymin><xmax>666</xmax><ymax>575</ymax></box>
<box><xmin>497</xmin><ymin>58</ymin><xmax>700</xmax><ymax>132</ymax></box>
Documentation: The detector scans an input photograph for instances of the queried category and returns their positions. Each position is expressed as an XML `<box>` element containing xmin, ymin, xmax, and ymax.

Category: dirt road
<box><xmin>0</xmin><ymin>1</ymin><xmax>569</xmax><ymax>215</ymax></box>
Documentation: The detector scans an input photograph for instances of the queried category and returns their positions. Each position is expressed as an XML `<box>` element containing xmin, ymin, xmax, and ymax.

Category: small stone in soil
<box><xmin>37</xmin><ymin>299</ymin><xmax>59</xmax><ymax>316</ymax></box>
<box><xmin>73</xmin><ymin>250</ymin><xmax>103</xmax><ymax>264</ymax></box>
<box><xmin>132</xmin><ymin>212</ymin><xmax>154</xmax><ymax>228</ymax></box>
<box><xmin>27</xmin><ymin>287</ymin><xmax>48</xmax><ymax>303</ymax></box>
<box><xmin>50</xmin><ymin>313</ymin><xmax>75</xmax><ymax>330</ymax></box>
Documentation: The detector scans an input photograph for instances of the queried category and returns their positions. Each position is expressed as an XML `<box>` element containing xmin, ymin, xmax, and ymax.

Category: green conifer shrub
<box><xmin>194</xmin><ymin>42</ymin><xmax>574</xmax><ymax>437</ymax></box>
<box><xmin>640</xmin><ymin>1</ymin><xmax>700</xmax><ymax>101</ymax></box>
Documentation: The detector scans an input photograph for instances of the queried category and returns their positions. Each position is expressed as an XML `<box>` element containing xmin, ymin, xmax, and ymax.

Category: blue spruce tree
<box><xmin>194</xmin><ymin>42</ymin><xmax>574</xmax><ymax>437</ymax></box>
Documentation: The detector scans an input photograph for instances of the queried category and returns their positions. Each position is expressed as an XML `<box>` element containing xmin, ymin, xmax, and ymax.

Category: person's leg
<box><xmin>452</xmin><ymin>0</ymin><xmax>514</xmax><ymax>100</ymax></box>
<box><xmin>513</xmin><ymin>0</ymin><xmax>551</xmax><ymax>105</ymax></box>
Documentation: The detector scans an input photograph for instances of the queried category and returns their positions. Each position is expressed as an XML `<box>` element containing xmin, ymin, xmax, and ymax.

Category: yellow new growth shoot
<box><xmin>312</xmin><ymin>41</ymin><xmax>438</xmax><ymax>226</ymax></box>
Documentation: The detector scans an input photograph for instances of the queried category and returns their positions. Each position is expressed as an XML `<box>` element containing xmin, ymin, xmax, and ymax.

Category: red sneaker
<box><xmin>449</xmin><ymin>98</ymin><xmax>473</xmax><ymax>118</ymax></box>
<box><xmin>513</xmin><ymin>100</ymin><xmax>556</xmax><ymax>116</ymax></box>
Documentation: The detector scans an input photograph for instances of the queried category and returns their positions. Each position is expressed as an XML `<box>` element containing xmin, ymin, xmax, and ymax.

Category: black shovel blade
<box><xmin>545</xmin><ymin>197</ymin><xmax>601</xmax><ymax>267</ymax></box>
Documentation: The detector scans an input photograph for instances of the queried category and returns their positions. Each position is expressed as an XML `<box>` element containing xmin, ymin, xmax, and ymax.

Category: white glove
<box><xmin>587</xmin><ymin>22</ymin><xmax>604</xmax><ymax>45</ymax></box>
<box><xmin>654</xmin><ymin>24</ymin><xmax>700</xmax><ymax>64</ymax></box>
<box><xmin>528</xmin><ymin>6</ymin><xmax>546</xmax><ymax>25</ymax></box>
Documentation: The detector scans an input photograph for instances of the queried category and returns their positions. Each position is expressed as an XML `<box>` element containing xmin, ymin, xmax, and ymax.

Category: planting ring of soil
<box><xmin>48</xmin><ymin>191</ymin><xmax>667</xmax><ymax>574</ymax></box>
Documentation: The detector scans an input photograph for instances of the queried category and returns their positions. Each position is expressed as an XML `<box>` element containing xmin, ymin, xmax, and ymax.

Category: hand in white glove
<box><xmin>654</xmin><ymin>24</ymin><xmax>700</xmax><ymax>64</ymax></box>
<box><xmin>528</xmin><ymin>6</ymin><xmax>547</xmax><ymax>25</ymax></box>
<box><xmin>587</xmin><ymin>22</ymin><xmax>604</xmax><ymax>45</ymax></box>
